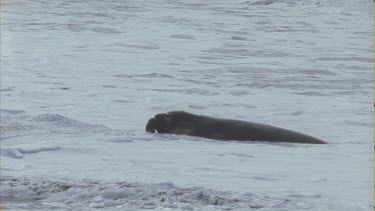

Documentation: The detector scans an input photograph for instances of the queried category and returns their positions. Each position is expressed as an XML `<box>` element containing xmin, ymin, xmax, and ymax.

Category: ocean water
<box><xmin>0</xmin><ymin>0</ymin><xmax>373</xmax><ymax>210</ymax></box>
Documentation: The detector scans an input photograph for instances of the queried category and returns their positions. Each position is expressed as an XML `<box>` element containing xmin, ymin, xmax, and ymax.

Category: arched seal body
<box><xmin>145</xmin><ymin>111</ymin><xmax>326</xmax><ymax>144</ymax></box>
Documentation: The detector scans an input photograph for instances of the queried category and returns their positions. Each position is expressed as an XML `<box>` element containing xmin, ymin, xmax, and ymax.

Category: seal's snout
<box><xmin>146</xmin><ymin>118</ymin><xmax>157</xmax><ymax>133</ymax></box>
<box><xmin>146</xmin><ymin>113</ymin><xmax>170</xmax><ymax>134</ymax></box>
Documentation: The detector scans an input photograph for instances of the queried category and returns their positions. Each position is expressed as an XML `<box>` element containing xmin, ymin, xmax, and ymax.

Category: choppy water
<box><xmin>1</xmin><ymin>0</ymin><xmax>373</xmax><ymax>210</ymax></box>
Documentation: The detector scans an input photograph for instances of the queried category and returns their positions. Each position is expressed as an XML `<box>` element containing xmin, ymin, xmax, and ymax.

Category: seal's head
<box><xmin>145</xmin><ymin>113</ymin><xmax>172</xmax><ymax>133</ymax></box>
<box><xmin>145</xmin><ymin>111</ymin><xmax>197</xmax><ymax>134</ymax></box>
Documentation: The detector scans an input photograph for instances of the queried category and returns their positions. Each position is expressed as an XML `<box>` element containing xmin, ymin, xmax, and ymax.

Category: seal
<box><xmin>145</xmin><ymin>111</ymin><xmax>326</xmax><ymax>144</ymax></box>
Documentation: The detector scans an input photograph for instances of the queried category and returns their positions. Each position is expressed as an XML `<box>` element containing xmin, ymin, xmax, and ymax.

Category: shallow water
<box><xmin>1</xmin><ymin>0</ymin><xmax>373</xmax><ymax>210</ymax></box>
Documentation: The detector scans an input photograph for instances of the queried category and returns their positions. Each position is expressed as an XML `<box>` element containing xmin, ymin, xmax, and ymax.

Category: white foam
<box><xmin>0</xmin><ymin>176</ymin><xmax>313</xmax><ymax>211</ymax></box>
<box><xmin>19</xmin><ymin>146</ymin><xmax>61</xmax><ymax>154</ymax></box>
<box><xmin>1</xmin><ymin>146</ymin><xmax>60</xmax><ymax>159</ymax></box>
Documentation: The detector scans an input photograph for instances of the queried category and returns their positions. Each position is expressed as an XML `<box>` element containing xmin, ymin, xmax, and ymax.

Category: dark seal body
<box><xmin>146</xmin><ymin>111</ymin><xmax>326</xmax><ymax>144</ymax></box>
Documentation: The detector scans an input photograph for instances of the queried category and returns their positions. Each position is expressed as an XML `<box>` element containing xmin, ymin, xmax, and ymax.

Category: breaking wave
<box><xmin>0</xmin><ymin>176</ymin><xmax>316</xmax><ymax>211</ymax></box>
<box><xmin>1</xmin><ymin>111</ymin><xmax>126</xmax><ymax>141</ymax></box>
